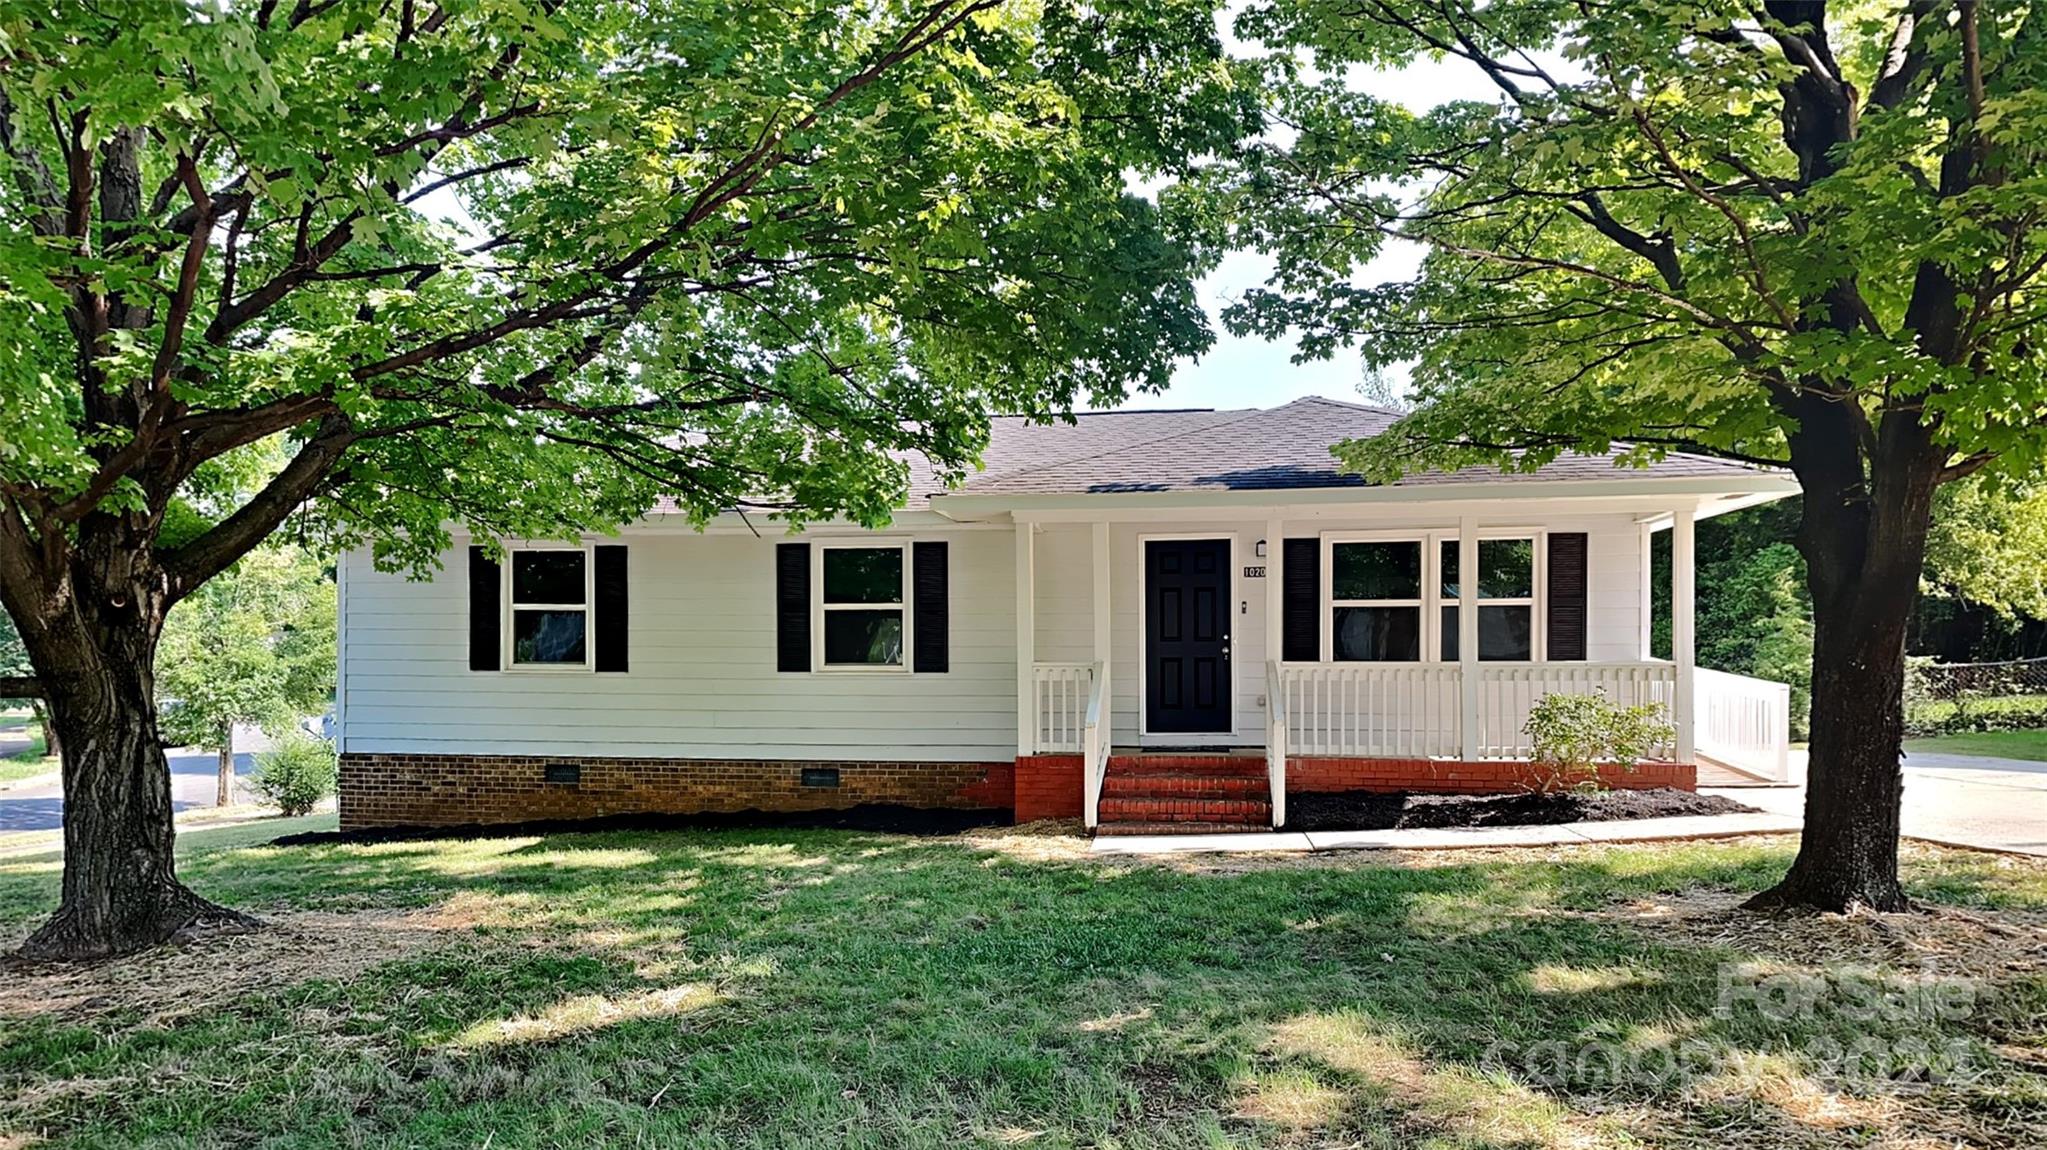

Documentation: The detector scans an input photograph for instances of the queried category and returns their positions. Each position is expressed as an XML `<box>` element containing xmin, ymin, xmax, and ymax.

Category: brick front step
<box><xmin>1096</xmin><ymin>820</ymin><xmax>1274</xmax><ymax>836</ymax></box>
<box><xmin>1097</xmin><ymin>796</ymin><xmax>1271</xmax><ymax>824</ymax></box>
<box><xmin>1101</xmin><ymin>772</ymin><xmax>1268</xmax><ymax>799</ymax></box>
<box><xmin>1106</xmin><ymin>754</ymin><xmax>1266</xmax><ymax>777</ymax></box>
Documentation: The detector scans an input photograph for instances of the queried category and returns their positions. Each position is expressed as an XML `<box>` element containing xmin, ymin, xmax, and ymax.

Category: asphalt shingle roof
<box><xmin>655</xmin><ymin>396</ymin><xmax>1776</xmax><ymax>515</ymax></box>
<box><xmin>922</xmin><ymin>397</ymin><xmax>1769</xmax><ymax>504</ymax></box>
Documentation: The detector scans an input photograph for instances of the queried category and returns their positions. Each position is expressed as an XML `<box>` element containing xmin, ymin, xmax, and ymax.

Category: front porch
<box><xmin>1007</xmin><ymin>509</ymin><xmax>1792</xmax><ymax>832</ymax></box>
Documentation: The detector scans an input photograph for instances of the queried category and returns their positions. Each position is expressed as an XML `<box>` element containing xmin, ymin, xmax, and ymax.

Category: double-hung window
<box><xmin>1440</xmin><ymin>537</ymin><xmax>1537</xmax><ymax>661</ymax></box>
<box><xmin>817</xmin><ymin>543</ymin><xmax>907</xmax><ymax>669</ymax></box>
<box><xmin>1329</xmin><ymin>539</ymin><xmax>1424</xmax><ymax>661</ymax></box>
<box><xmin>508</xmin><ymin>548</ymin><xmax>591</xmax><ymax>668</ymax></box>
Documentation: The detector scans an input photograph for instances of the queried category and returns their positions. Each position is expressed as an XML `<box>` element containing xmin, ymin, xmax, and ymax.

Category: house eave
<box><xmin>927</xmin><ymin>473</ymin><xmax>1800</xmax><ymax>521</ymax></box>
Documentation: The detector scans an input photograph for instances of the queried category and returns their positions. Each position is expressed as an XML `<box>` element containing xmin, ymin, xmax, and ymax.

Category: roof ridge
<box><xmin>995</xmin><ymin>407</ymin><xmax>1226</xmax><ymax>419</ymax></box>
<box><xmin>1282</xmin><ymin>394</ymin><xmax>1411</xmax><ymax>417</ymax></box>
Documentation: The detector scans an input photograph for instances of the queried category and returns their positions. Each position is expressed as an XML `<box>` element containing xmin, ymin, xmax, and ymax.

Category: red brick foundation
<box><xmin>341</xmin><ymin>751</ymin><xmax>1693</xmax><ymax>831</ymax></box>
<box><xmin>1289</xmin><ymin>756</ymin><xmax>1695</xmax><ymax>794</ymax></box>
<box><xmin>1014</xmin><ymin>754</ymin><xmax>1084</xmax><ymax>822</ymax></box>
<box><xmin>339</xmin><ymin>753</ymin><xmax>1013</xmax><ymax>830</ymax></box>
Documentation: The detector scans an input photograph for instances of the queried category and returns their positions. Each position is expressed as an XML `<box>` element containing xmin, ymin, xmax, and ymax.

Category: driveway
<box><xmin>0</xmin><ymin>749</ymin><xmax>256</xmax><ymax>833</ymax></box>
<box><xmin>1706</xmin><ymin>750</ymin><xmax>2047</xmax><ymax>857</ymax></box>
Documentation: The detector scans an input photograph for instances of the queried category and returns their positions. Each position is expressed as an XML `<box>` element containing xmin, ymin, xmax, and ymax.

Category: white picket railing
<box><xmin>1081</xmin><ymin>661</ymin><xmax>1109</xmax><ymax>828</ymax></box>
<box><xmin>1039</xmin><ymin>658</ymin><xmax>1784</xmax><ymax>787</ymax></box>
<box><xmin>1279</xmin><ymin>663</ymin><xmax>1462</xmax><ymax>758</ymax></box>
<box><xmin>1695</xmin><ymin>666</ymin><xmax>1793</xmax><ymax>782</ymax></box>
<box><xmin>1266</xmin><ymin>661</ymin><xmax>1288</xmax><ymax>828</ymax></box>
<box><xmin>1269</xmin><ymin>661</ymin><xmax>1685</xmax><ymax>761</ymax></box>
<box><xmin>1474</xmin><ymin>662</ymin><xmax>1679</xmax><ymax>759</ymax></box>
<box><xmin>1032</xmin><ymin>662</ymin><xmax>1091</xmax><ymax>753</ymax></box>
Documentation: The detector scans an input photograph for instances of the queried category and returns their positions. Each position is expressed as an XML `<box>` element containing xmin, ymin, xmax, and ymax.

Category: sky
<box><xmin>1124</xmin><ymin>42</ymin><xmax>1523</xmax><ymax>413</ymax></box>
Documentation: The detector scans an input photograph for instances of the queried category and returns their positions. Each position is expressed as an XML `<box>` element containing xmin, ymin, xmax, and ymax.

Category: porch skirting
<box><xmin>338</xmin><ymin>753</ymin><xmax>1014</xmax><ymax>830</ymax></box>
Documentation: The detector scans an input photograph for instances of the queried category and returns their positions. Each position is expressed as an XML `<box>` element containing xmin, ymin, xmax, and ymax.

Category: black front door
<box><xmin>1145</xmin><ymin>538</ymin><xmax>1232</xmax><ymax>733</ymax></box>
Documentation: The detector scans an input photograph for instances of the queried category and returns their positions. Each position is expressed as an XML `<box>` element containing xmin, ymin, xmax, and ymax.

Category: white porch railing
<box><xmin>1082</xmin><ymin>661</ymin><xmax>1109</xmax><ymax>828</ymax></box>
<box><xmin>1265</xmin><ymin>662</ymin><xmax>1288</xmax><ymax>827</ymax></box>
<box><xmin>1036</xmin><ymin>659</ymin><xmax>1784</xmax><ymax>785</ymax></box>
<box><xmin>1032</xmin><ymin>662</ymin><xmax>1091</xmax><ymax>753</ymax></box>
<box><xmin>1474</xmin><ymin>662</ymin><xmax>1678</xmax><ymax>759</ymax></box>
<box><xmin>1695</xmin><ymin>667</ymin><xmax>1793</xmax><ymax>782</ymax></box>
<box><xmin>1279</xmin><ymin>664</ymin><xmax>1462</xmax><ymax>758</ymax></box>
<box><xmin>1269</xmin><ymin>661</ymin><xmax>1685</xmax><ymax>761</ymax></box>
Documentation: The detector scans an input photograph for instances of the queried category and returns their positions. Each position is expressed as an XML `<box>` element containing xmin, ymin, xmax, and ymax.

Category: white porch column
<box><xmin>1458</xmin><ymin>516</ymin><xmax>1481</xmax><ymax>761</ymax></box>
<box><xmin>1015</xmin><ymin>519</ymin><xmax>1035</xmax><ymax>757</ymax></box>
<box><xmin>1091</xmin><ymin>519</ymin><xmax>1111</xmax><ymax>677</ymax></box>
<box><xmin>1263</xmin><ymin>517</ymin><xmax>1283</xmax><ymax>664</ymax></box>
<box><xmin>1672</xmin><ymin>506</ymin><xmax>1697</xmax><ymax>764</ymax></box>
<box><xmin>1638</xmin><ymin>520</ymin><xmax>1656</xmax><ymax>660</ymax></box>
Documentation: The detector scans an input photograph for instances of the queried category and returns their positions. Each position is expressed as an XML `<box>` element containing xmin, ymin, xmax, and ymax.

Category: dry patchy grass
<box><xmin>0</xmin><ymin>826</ymin><xmax>2041</xmax><ymax>1149</ymax></box>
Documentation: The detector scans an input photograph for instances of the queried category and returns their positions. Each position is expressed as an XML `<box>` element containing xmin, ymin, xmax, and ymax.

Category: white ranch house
<box><xmin>335</xmin><ymin>397</ymin><xmax>1797</xmax><ymax>833</ymax></box>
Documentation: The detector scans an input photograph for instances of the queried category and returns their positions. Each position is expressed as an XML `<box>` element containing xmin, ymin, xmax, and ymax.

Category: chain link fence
<box><xmin>1906</xmin><ymin>657</ymin><xmax>2047</xmax><ymax>735</ymax></box>
<box><xmin>1915</xmin><ymin>657</ymin><xmax>2047</xmax><ymax>700</ymax></box>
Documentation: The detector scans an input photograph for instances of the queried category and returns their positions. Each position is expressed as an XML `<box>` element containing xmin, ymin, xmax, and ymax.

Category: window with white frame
<box><xmin>817</xmin><ymin>544</ymin><xmax>907</xmax><ymax>668</ymax></box>
<box><xmin>508</xmin><ymin>548</ymin><xmax>590</xmax><ymax>668</ymax></box>
<box><xmin>1440</xmin><ymin>537</ymin><xmax>1536</xmax><ymax>661</ymax></box>
<box><xmin>1329</xmin><ymin>539</ymin><xmax>1424</xmax><ymax>661</ymax></box>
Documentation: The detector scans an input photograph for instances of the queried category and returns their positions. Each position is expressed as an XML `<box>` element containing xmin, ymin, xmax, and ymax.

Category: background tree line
<box><xmin>1654</xmin><ymin>475</ymin><xmax>2047</xmax><ymax>740</ymax></box>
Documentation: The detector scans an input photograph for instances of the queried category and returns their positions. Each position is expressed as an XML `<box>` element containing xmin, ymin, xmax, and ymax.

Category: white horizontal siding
<box><xmin>341</xmin><ymin>507</ymin><xmax>1665</xmax><ymax>762</ymax></box>
<box><xmin>340</xmin><ymin>529</ymin><xmax>1016</xmax><ymax>761</ymax></box>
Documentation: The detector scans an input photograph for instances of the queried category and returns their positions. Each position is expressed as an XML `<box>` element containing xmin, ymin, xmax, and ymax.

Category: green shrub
<box><xmin>250</xmin><ymin>732</ymin><xmax>338</xmax><ymax>816</ymax></box>
<box><xmin>1524</xmin><ymin>691</ymin><xmax>1675</xmax><ymax>792</ymax></box>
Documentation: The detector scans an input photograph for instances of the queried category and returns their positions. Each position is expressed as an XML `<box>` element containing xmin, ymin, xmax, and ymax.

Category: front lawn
<box><xmin>2</xmin><ymin>823</ymin><xmax>2043</xmax><ymax>1148</ymax></box>
<box><xmin>1906</xmin><ymin>728</ymin><xmax>2047</xmax><ymax>762</ymax></box>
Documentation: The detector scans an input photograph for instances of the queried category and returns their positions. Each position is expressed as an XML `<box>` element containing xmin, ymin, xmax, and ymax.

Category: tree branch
<box><xmin>159</xmin><ymin>417</ymin><xmax>358</xmax><ymax>600</ymax></box>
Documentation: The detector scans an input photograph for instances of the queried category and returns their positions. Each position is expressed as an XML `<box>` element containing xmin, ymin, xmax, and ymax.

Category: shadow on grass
<box><xmin>0</xmin><ymin>824</ymin><xmax>2041</xmax><ymax>1148</ymax></box>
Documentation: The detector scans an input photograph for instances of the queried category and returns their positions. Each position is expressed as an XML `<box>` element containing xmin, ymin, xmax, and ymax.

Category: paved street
<box><xmin>0</xmin><ymin>749</ymin><xmax>256</xmax><ymax>832</ymax></box>
<box><xmin>1706</xmin><ymin>750</ymin><xmax>2047</xmax><ymax>857</ymax></box>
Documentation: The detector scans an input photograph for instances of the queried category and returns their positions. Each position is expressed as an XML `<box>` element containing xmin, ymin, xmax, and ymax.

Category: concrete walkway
<box><xmin>1090</xmin><ymin>811</ymin><xmax>1802</xmax><ymax>855</ymax></box>
<box><xmin>1095</xmin><ymin>750</ymin><xmax>2045</xmax><ymax>858</ymax></box>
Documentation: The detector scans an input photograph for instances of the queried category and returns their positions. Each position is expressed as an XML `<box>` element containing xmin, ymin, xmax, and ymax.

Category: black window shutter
<box><xmin>776</xmin><ymin>543</ymin><xmax>811</xmax><ymax>672</ymax></box>
<box><xmin>594</xmin><ymin>545</ymin><xmax>628</xmax><ymax>672</ymax></box>
<box><xmin>1547</xmin><ymin>532</ymin><xmax>1589</xmax><ymax>661</ymax></box>
<box><xmin>912</xmin><ymin>541</ymin><xmax>948</xmax><ymax>673</ymax></box>
<box><xmin>468</xmin><ymin>546</ymin><xmax>501</xmax><ymax>671</ymax></box>
<box><xmin>1281</xmin><ymin>538</ymin><xmax>1320</xmax><ymax>662</ymax></box>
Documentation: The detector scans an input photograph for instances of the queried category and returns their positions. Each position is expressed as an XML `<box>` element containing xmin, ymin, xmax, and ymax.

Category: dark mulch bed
<box><xmin>270</xmin><ymin>803</ymin><xmax>1009</xmax><ymax>847</ymax></box>
<box><xmin>1286</xmin><ymin>787</ymin><xmax>1758</xmax><ymax>833</ymax></box>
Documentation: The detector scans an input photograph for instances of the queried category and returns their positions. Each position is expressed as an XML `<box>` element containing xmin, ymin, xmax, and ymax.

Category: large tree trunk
<box><xmin>1749</xmin><ymin>444</ymin><xmax>1940</xmax><ymax>914</ymax></box>
<box><xmin>1754</xmin><ymin>587</ymin><xmax>1913</xmax><ymax>911</ymax></box>
<box><xmin>14</xmin><ymin>598</ymin><xmax>251</xmax><ymax>962</ymax></box>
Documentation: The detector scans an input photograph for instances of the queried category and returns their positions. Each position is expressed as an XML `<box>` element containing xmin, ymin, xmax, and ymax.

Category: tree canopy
<box><xmin>1217</xmin><ymin>0</ymin><xmax>2045</xmax><ymax>486</ymax></box>
<box><xmin>1208</xmin><ymin>0</ymin><xmax>2047</xmax><ymax>912</ymax></box>
<box><xmin>0</xmin><ymin>0</ymin><xmax>1255</xmax><ymax>584</ymax></box>
<box><xmin>156</xmin><ymin>541</ymin><xmax>334</xmax><ymax>755</ymax></box>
